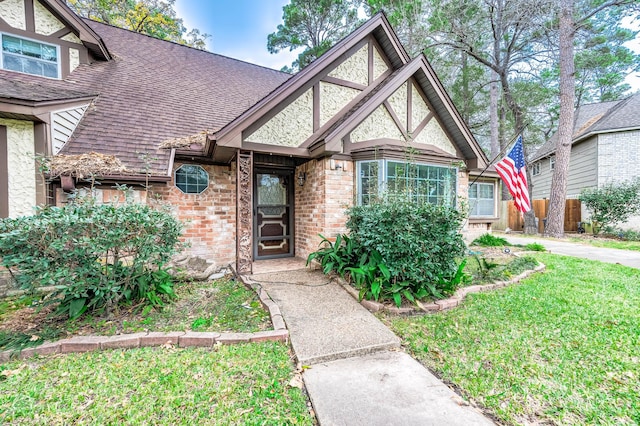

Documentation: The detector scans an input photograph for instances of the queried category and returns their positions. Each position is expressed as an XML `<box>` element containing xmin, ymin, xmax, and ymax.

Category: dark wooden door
<box><xmin>254</xmin><ymin>171</ymin><xmax>294</xmax><ymax>259</ymax></box>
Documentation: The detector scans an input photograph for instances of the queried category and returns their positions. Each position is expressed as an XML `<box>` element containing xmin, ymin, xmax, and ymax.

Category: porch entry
<box><xmin>253</xmin><ymin>168</ymin><xmax>294</xmax><ymax>259</ymax></box>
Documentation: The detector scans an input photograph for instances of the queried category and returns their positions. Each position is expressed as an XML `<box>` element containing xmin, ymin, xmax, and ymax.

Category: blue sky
<box><xmin>174</xmin><ymin>0</ymin><xmax>302</xmax><ymax>70</ymax></box>
<box><xmin>175</xmin><ymin>1</ymin><xmax>640</xmax><ymax>88</ymax></box>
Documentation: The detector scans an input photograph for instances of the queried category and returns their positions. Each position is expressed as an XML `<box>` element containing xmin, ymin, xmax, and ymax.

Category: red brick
<box><xmin>179</xmin><ymin>332</ymin><xmax>220</xmax><ymax>348</ymax></box>
<box><xmin>101</xmin><ymin>334</ymin><xmax>144</xmax><ymax>350</ymax></box>
<box><xmin>435</xmin><ymin>299</ymin><xmax>459</xmax><ymax>310</ymax></box>
<box><xmin>271</xmin><ymin>314</ymin><xmax>287</xmax><ymax>331</ymax></box>
<box><xmin>216</xmin><ymin>333</ymin><xmax>252</xmax><ymax>345</ymax></box>
<box><xmin>60</xmin><ymin>336</ymin><xmax>104</xmax><ymax>353</ymax></box>
<box><xmin>250</xmin><ymin>330</ymin><xmax>289</xmax><ymax>343</ymax></box>
<box><xmin>139</xmin><ymin>332</ymin><xmax>184</xmax><ymax>347</ymax></box>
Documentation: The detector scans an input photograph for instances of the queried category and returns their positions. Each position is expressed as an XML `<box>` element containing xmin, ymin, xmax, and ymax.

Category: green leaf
<box><xmin>69</xmin><ymin>298</ymin><xmax>87</xmax><ymax>319</ymax></box>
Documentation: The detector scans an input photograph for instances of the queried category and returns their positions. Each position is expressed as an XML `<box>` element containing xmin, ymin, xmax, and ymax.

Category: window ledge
<box><xmin>469</xmin><ymin>217</ymin><xmax>499</xmax><ymax>223</ymax></box>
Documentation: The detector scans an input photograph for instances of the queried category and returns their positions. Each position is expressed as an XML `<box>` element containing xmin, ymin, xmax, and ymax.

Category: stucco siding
<box><xmin>328</xmin><ymin>44</ymin><xmax>368</xmax><ymax>86</ymax></box>
<box><xmin>372</xmin><ymin>46</ymin><xmax>389</xmax><ymax>80</ymax></box>
<box><xmin>0</xmin><ymin>0</ymin><xmax>26</xmax><ymax>30</ymax></box>
<box><xmin>61</xmin><ymin>32</ymin><xmax>82</xmax><ymax>44</ymax></box>
<box><xmin>319</xmin><ymin>82</ymin><xmax>361</xmax><ymax>126</ymax></box>
<box><xmin>245</xmin><ymin>88</ymin><xmax>313</xmax><ymax>147</ymax></box>
<box><xmin>34</xmin><ymin>0</ymin><xmax>66</xmax><ymax>35</ymax></box>
<box><xmin>69</xmin><ymin>47</ymin><xmax>80</xmax><ymax>72</ymax></box>
<box><xmin>388</xmin><ymin>83</ymin><xmax>408</xmax><ymax>130</ymax></box>
<box><xmin>412</xmin><ymin>118</ymin><xmax>456</xmax><ymax>155</ymax></box>
<box><xmin>0</xmin><ymin>119</ymin><xmax>36</xmax><ymax>218</ymax></box>
<box><xmin>350</xmin><ymin>104</ymin><xmax>405</xmax><ymax>143</ymax></box>
<box><xmin>411</xmin><ymin>84</ymin><xmax>430</xmax><ymax>132</ymax></box>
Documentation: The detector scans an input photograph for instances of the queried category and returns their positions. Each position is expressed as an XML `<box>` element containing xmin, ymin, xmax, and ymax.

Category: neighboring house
<box><xmin>1</xmin><ymin>0</ymin><xmax>497</xmax><ymax>273</ymax></box>
<box><xmin>530</xmin><ymin>94</ymin><xmax>640</xmax><ymax>230</ymax></box>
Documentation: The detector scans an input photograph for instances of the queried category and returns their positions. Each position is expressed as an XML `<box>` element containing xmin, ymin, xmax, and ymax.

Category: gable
<box><xmin>243</xmin><ymin>37</ymin><xmax>394</xmax><ymax>149</ymax></box>
<box><xmin>214</xmin><ymin>13</ymin><xmax>486</xmax><ymax>168</ymax></box>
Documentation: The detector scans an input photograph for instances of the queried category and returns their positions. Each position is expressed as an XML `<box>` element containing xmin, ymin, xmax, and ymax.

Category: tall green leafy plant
<box><xmin>579</xmin><ymin>179</ymin><xmax>640</xmax><ymax>233</ymax></box>
<box><xmin>0</xmin><ymin>198</ymin><xmax>183</xmax><ymax>318</ymax></box>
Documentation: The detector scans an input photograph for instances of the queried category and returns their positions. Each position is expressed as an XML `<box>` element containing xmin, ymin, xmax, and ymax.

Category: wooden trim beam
<box><xmin>383</xmin><ymin>100</ymin><xmax>409</xmax><ymax>141</ymax></box>
<box><xmin>320</xmin><ymin>76</ymin><xmax>367</xmax><ymax>91</ymax></box>
<box><xmin>411</xmin><ymin>112</ymin><xmax>433</xmax><ymax>141</ymax></box>
<box><xmin>25</xmin><ymin>0</ymin><xmax>35</xmax><ymax>32</ymax></box>
<box><xmin>313</xmin><ymin>82</ymin><xmax>320</xmax><ymax>132</ymax></box>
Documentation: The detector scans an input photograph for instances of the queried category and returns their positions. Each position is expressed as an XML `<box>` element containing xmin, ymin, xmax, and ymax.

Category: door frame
<box><xmin>253</xmin><ymin>167</ymin><xmax>295</xmax><ymax>260</ymax></box>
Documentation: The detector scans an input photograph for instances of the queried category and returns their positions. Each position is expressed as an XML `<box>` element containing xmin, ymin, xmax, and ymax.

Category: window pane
<box><xmin>3</xmin><ymin>54</ymin><xmax>22</xmax><ymax>72</ymax></box>
<box><xmin>2</xmin><ymin>35</ymin><xmax>21</xmax><ymax>53</ymax></box>
<box><xmin>175</xmin><ymin>165</ymin><xmax>208</xmax><ymax>194</ymax></box>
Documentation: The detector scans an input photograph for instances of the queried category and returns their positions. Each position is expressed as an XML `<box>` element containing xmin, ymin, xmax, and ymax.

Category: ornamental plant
<box><xmin>0</xmin><ymin>197</ymin><xmax>183</xmax><ymax>318</ymax></box>
<box><xmin>579</xmin><ymin>179</ymin><xmax>640</xmax><ymax>233</ymax></box>
<box><xmin>308</xmin><ymin>197</ymin><xmax>468</xmax><ymax>306</ymax></box>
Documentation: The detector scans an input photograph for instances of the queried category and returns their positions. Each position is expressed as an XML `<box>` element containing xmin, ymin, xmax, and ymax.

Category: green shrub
<box><xmin>579</xmin><ymin>179</ymin><xmax>640</xmax><ymax>233</ymax></box>
<box><xmin>0</xmin><ymin>200</ymin><xmax>183</xmax><ymax>318</ymax></box>
<box><xmin>307</xmin><ymin>199</ymin><xmax>467</xmax><ymax>305</ymax></box>
<box><xmin>524</xmin><ymin>242</ymin><xmax>546</xmax><ymax>252</ymax></box>
<box><xmin>472</xmin><ymin>233</ymin><xmax>508</xmax><ymax>247</ymax></box>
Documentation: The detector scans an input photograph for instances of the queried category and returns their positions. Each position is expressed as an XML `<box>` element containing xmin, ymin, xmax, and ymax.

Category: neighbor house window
<box><xmin>175</xmin><ymin>165</ymin><xmax>208</xmax><ymax>194</ymax></box>
<box><xmin>532</xmin><ymin>161</ymin><xmax>541</xmax><ymax>176</ymax></box>
<box><xmin>357</xmin><ymin>160</ymin><xmax>457</xmax><ymax>206</ymax></box>
<box><xmin>550</xmin><ymin>155</ymin><xmax>556</xmax><ymax>170</ymax></box>
<box><xmin>1</xmin><ymin>34</ymin><xmax>59</xmax><ymax>78</ymax></box>
<box><xmin>469</xmin><ymin>182</ymin><xmax>495</xmax><ymax>217</ymax></box>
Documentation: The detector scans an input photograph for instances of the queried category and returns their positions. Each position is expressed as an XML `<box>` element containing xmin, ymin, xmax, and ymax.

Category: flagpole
<box><xmin>468</xmin><ymin>127</ymin><xmax>527</xmax><ymax>188</ymax></box>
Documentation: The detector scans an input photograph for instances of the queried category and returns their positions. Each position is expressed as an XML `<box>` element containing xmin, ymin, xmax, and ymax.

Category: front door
<box><xmin>254</xmin><ymin>170</ymin><xmax>294</xmax><ymax>259</ymax></box>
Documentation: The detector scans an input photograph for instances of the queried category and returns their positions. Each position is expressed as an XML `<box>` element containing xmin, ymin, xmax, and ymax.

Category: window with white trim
<box><xmin>532</xmin><ymin>161</ymin><xmax>541</xmax><ymax>176</ymax></box>
<box><xmin>550</xmin><ymin>155</ymin><xmax>556</xmax><ymax>170</ymax></box>
<box><xmin>357</xmin><ymin>160</ymin><xmax>457</xmax><ymax>206</ymax></box>
<box><xmin>469</xmin><ymin>182</ymin><xmax>495</xmax><ymax>217</ymax></box>
<box><xmin>175</xmin><ymin>165</ymin><xmax>209</xmax><ymax>194</ymax></box>
<box><xmin>1</xmin><ymin>34</ymin><xmax>59</xmax><ymax>78</ymax></box>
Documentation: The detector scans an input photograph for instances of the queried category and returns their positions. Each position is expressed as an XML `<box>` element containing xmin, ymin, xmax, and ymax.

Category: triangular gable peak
<box><xmin>212</xmin><ymin>13</ymin><xmax>408</xmax><ymax>158</ymax></box>
<box><xmin>318</xmin><ymin>55</ymin><xmax>487</xmax><ymax>168</ymax></box>
<box><xmin>213</xmin><ymin>13</ymin><xmax>486</xmax><ymax>169</ymax></box>
<box><xmin>0</xmin><ymin>0</ymin><xmax>110</xmax><ymax>61</ymax></box>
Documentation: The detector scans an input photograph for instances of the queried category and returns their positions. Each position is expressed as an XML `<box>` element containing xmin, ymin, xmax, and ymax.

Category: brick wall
<box><xmin>152</xmin><ymin>162</ymin><xmax>237</xmax><ymax>267</ymax></box>
<box><xmin>55</xmin><ymin>162</ymin><xmax>237</xmax><ymax>268</ymax></box>
<box><xmin>294</xmin><ymin>158</ymin><xmax>354</xmax><ymax>259</ymax></box>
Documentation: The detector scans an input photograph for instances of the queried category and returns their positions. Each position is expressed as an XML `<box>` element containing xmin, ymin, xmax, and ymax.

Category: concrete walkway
<box><xmin>248</xmin><ymin>268</ymin><xmax>494</xmax><ymax>426</ymax></box>
<box><xmin>502</xmin><ymin>235</ymin><xmax>640</xmax><ymax>269</ymax></box>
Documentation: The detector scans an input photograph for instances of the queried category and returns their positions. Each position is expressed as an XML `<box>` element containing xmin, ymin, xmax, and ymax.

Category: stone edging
<box><xmin>340</xmin><ymin>262</ymin><xmax>546</xmax><ymax>314</ymax></box>
<box><xmin>1</xmin><ymin>267</ymin><xmax>289</xmax><ymax>363</ymax></box>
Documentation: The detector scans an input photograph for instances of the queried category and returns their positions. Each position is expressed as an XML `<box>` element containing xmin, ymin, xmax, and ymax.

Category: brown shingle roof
<box><xmin>0</xmin><ymin>19</ymin><xmax>290</xmax><ymax>176</ymax></box>
<box><xmin>531</xmin><ymin>95</ymin><xmax>640</xmax><ymax>162</ymax></box>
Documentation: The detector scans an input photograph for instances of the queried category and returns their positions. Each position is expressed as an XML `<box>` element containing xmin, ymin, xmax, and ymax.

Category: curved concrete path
<box><xmin>502</xmin><ymin>235</ymin><xmax>640</xmax><ymax>269</ymax></box>
<box><xmin>245</xmin><ymin>268</ymin><xmax>494</xmax><ymax>426</ymax></box>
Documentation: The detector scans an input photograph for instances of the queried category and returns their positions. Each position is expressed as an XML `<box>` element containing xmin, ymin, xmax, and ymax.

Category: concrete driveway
<box><xmin>501</xmin><ymin>235</ymin><xmax>640</xmax><ymax>269</ymax></box>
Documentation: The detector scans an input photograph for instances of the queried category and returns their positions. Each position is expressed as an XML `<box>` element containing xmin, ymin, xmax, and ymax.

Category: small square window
<box><xmin>175</xmin><ymin>165</ymin><xmax>209</xmax><ymax>194</ymax></box>
<box><xmin>550</xmin><ymin>156</ymin><xmax>556</xmax><ymax>170</ymax></box>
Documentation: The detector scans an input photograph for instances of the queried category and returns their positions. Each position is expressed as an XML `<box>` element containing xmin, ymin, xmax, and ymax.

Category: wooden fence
<box><xmin>507</xmin><ymin>199</ymin><xmax>581</xmax><ymax>233</ymax></box>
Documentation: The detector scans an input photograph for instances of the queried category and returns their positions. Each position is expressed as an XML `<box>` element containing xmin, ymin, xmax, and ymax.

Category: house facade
<box><xmin>530</xmin><ymin>94</ymin><xmax>640</xmax><ymax>230</ymax></box>
<box><xmin>1</xmin><ymin>0</ymin><xmax>494</xmax><ymax>274</ymax></box>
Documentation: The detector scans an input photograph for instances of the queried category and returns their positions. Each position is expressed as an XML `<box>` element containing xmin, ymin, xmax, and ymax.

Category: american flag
<box><xmin>495</xmin><ymin>135</ymin><xmax>531</xmax><ymax>213</ymax></box>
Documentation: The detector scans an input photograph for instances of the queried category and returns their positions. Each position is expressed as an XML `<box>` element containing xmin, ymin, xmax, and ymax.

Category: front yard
<box><xmin>387</xmin><ymin>253</ymin><xmax>640</xmax><ymax>425</ymax></box>
<box><xmin>0</xmin><ymin>342</ymin><xmax>313</xmax><ymax>424</ymax></box>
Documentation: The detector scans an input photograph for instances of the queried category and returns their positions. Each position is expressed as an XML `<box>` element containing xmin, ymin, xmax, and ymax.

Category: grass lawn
<box><xmin>0</xmin><ymin>342</ymin><xmax>313</xmax><ymax>425</ymax></box>
<box><xmin>0</xmin><ymin>278</ymin><xmax>270</xmax><ymax>351</ymax></box>
<box><xmin>388</xmin><ymin>253</ymin><xmax>640</xmax><ymax>425</ymax></box>
<box><xmin>567</xmin><ymin>237</ymin><xmax>640</xmax><ymax>252</ymax></box>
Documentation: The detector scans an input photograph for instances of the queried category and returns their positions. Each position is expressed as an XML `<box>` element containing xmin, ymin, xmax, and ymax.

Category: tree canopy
<box><xmin>66</xmin><ymin>0</ymin><xmax>209</xmax><ymax>49</ymax></box>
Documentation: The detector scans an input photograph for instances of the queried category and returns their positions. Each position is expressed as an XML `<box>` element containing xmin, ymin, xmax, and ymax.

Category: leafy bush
<box><xmin>524</xmin><ymin>242</ymin><xmax>546</xmax><ymax>252</ymax></box>
<box><xmin>306</xmin><ymin>234</ymin><xmax>357</xmax><ymax>277</ymax></box>
<box><xmin>308</xmin><ymin>199</ymin><xmax>467</xmax><ymax>305</ymax></box>
<box><xmin>0</xmin><ymin>200</ymin><xmax>183</xmax><ymax>318</ymax></box>
<box><xmin>467</xmin><ymin>255</ymin><xmax>538</xmax><ymax>283</ymax></box>
<box><xmin>472</xmin><ymin>233</ymin><xmax>508</xmax><ymax>247</ymax></box>
<box><xmin>579</xmin><ymin>179</ymin><xmax>640</xmax><ymax>233</ymax></box>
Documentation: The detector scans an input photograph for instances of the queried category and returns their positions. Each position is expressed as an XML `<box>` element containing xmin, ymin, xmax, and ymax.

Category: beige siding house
<box><xmin>1</xmin><ymin>0</ymin><xmax>493</xmax><ymax>272</ymax></box>
<box><xmin>530</xmin><ymin>95</ymin><xmax>640</xmax><ymax>230</ymax></box>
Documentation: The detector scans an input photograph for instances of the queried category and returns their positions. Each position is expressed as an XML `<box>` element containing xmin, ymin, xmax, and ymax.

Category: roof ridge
<box><xmin>82</xmin><ymin>18</ymin><xmax>290</xmax><ymax>76</ymax></box>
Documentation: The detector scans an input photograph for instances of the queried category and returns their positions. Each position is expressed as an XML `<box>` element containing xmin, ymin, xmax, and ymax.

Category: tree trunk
<box><xmin>490</xmin><ymin>73</ymin><xmax>500</xmax><ymax>159</ymax></box>
<box><xmin>545</xmin><ymin>0</ymin><xmax>575</xmax><ymax>238</ymax></box>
